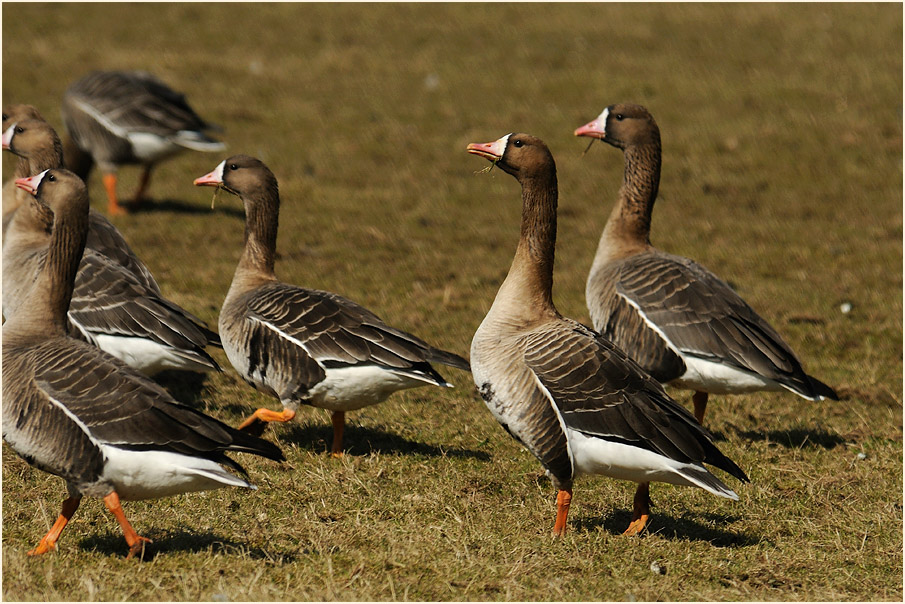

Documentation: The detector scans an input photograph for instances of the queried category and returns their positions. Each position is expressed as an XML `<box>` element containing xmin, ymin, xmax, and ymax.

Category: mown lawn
<box><xmin>2</xmin><ymin>3</ymin><xmax>901</xmax><ymax>601</ymax></box>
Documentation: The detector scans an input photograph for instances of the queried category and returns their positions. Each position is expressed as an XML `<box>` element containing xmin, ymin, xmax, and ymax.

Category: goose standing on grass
<box><xmin>466</xmin><ymin>133</ymin><xmax>748</xmax><ymax>536</ymax></box>
<box><xmin>61</xmin><ymin>70</ymin><xmax>225</xmax><ymax>216</ymax></box>
<box><xmin>193</xmin><ymin>155</ymin><xmax>470</xmax><ymax>455</ymax></box>
<box><xmin>2</xmin><ymin>118</ymin><xmax>222</xmax><ymax>375</ymax></box>
<box><xmin>574</xmin><ymin>104</ymin><xmax>838</xmax><ymax>425</ymax></box>
<box><xmin>3</xmin><ymin>169</ymin><xmax>285</xmax><ymax>558</ymax></box>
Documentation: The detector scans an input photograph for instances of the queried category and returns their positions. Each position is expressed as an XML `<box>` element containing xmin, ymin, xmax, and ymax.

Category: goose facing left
<box><xmin>466</xmin><ymin>133</ymin><xmax>748</xmax><ymax>536</ymax></box>
<box><xmin>2</xmin><ymin>168</ymin><xmax>285</xmax><ymax>558</ymax></box>
<box><xmin>194</xmin><ymin>155</ymin><xmax>470</xmax><ymax>455</ymax></box>
<box><xmin>2</xmin><ymin>117</ymin><xmax>222</xmax><ymax>375</ymax></box>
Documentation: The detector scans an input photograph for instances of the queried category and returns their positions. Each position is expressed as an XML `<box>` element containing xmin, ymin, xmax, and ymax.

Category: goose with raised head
<box><xmin>3</xmin><ymin>169</ymin><xmax>284</xmax><ymax>558</ymax></box>
<box><xmin>575</xmin><ymin>104</ymin><xmax>838</xmax><ymax>425</ymax></box>
<box><xmin>467</xmin><ymin>133</ymin><xmax>748</xmax><ymax>536</ymax></box>
<box><xmin>61</xmin><ymin>70</ymin><xmax>225</xmax><ymax>215</ymax></box>
<box><xmin>194</xmin><ymin>155</ymin><xmax>470</xmax><ymax>455</ymax></box>
<box><xmin>2</xmin><ymin>118</ymin><xmax>222</xmax><ymax>375</ymax></box>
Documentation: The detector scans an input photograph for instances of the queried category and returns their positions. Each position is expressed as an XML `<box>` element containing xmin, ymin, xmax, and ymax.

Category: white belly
<box><xmin>101</xmin><ymin>447</ymin><xmax>252</xmax><ymax>501</ymax></box>
<box><xmin>672</xmin><ymin>354</ymin><xmax>781</xmax><ymax>394</ymax></box>
<box><xmin>567</xmin><ymin>429</ymin><xmax>737</xmax><ymax>499</ymax></box>
<box><xmin>307</xmin><ymin>365</ymin><xmax>436</xmax><ymax>412</ymax></box>
<box><xmin>90</xmin><ymin>333</ymin><xmax>212</xmax><ymax>375</ymax></box>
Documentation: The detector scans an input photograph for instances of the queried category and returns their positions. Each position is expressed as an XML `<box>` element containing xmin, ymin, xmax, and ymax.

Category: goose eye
<box><xmin>513</xmin><ymin>139</ymin><xmax>523</xmax><ymax>148</ymax></box>
<box><xmin>15</xmin><ymin>126</ymin><xmax>24</xmax><ymax>133</ymax></box>
<box><xmin>229</xmin><ymin>164</ymin><xmax>238</xmax><ymax>171</ymax></box>
<box><xmin>47</xmin><ymin>173</ymin><xmax>56</xmax><ymax>181</ymax></box>
<box><xmin>615</xmin><ymin>114</ymin><xmax>625</xmax><ymax>121</ymax></box>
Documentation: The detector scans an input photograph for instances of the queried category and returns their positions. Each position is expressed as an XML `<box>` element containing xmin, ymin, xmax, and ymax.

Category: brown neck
<box><xmin>496</xmin><ymin>170</ymin><xmax>559</xmax><ymax>318</ymax></box>
<box><xmin>29</xmin><ymin>139</ymin><xmax>65</xmax><ymax>174</ymax></box>
<box><xmin>237</xmin><ymin>182</ymin><xmax>279</xmax><ymax>281</ymax></box>
<box><xmin>602</xmin><ymin>142</ymin><xmax>661</xmax><ymax>251</ymax></box>
<box><xmin>14</xmin><ymin>195</ymin><xmax>89</xmax><ymax>335</ymax></box>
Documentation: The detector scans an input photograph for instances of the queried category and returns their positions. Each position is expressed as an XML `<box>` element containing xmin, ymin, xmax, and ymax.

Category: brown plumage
<box><xmin>194</xmin><ymin>155</ymin><xmax>469</xmax><ymax>455</ymax></box>
<box><xmin>467</xmin><ymin>133</ymin><xmax>747</xmax><ymax>536</ymax></box>
<box><xmin>61</xmin><ymin>70</ymin><xmax>225</xmax><ymax>215</ymax></box>
<box><xmin>576</xmin><ymin>104</ymin><xmax>838</xmax><ymax>425</ymax></box>
<box><xmin>3</xmin><ymin>168</ymin><xmax>283</xmax><ymax>558</ymax></box>
<box><xmin>2</xmin><ymin>117</ymin><xmax>221</xmax><ymax>374</ymax></box>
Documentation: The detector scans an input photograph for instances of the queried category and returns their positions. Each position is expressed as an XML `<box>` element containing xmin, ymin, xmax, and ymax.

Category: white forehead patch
<box><xmin>1</xmin><ymin>123</ymin><xmax>17</xmax><ymax>147</ymax></box>
<box><xmin>597</xmin><ymin>108</ymin><xmax>610</xmax><ymax>137</ymax></box>
<box><xmin>490</xmin><ymin>133</ymin><xmax>512</xmax><ymax>158</ymax></box>
<box><xmin>212</xmin><ymin>160</ymin><xmax>226</xmax><ymax>182</ymax></box>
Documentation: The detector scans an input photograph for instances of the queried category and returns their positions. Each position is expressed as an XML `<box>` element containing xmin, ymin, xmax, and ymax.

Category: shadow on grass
<box><xmin>733</xmin><ymin>427</ymin><xmax>847</xmax><ymax>449</ymax></box>
<box><xmin>154</xmin><ymin>370</ymin><xmax>215</xmax><ymax>406</ymax></box>
<box><xmin>78</xmin><ymin>528</ymin><xmax>297</xmax><ymax>561</ymax></box>
<box><xmin>120</xmin><ymin>197</ymin><xmax>244</xmax><ymax>219</ymax></box>
<box><xmin>575</xmin><ymin>509</ymin><xmax>760</xmax><ymax>547</ymax></box>
<box><xmin>281</xmin><ymin>422</ymin><xmax>491</xmax><ymax>461</ymax></box>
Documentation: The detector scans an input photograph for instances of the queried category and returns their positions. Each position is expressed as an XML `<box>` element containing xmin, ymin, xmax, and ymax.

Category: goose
<box><xmin>61</xmin><ymin>70</ymin><xmax>225</xmax><ymax>216</ymax></box>
<box><xmin>3</xmin><ymin>168</ymin><xmax>284</xmax><ymax>558</ymax></box>
<box><xmin>575</xmin><ymin>104</ymin><xmax>838</xmax><ymax>425</ymax></box>
<box><xmin>3</xmin><ymin>113</ymin><xmax>158</xmax><ymax>288</ymax></box>
<box><xmin>2</xmin><ymin>104</ymin><xmax>46</xmax><ymax>232</ymax></box>
<box><xmin>2</xmin><ymin>118</ymin><xmax>222</xmax><ymax>375</ymax></box>
<box><xmin>466</xmin><ymin>133</ymin><xmax>748</xmax><ymax>536</ymax></box>
<box><xmin>193</xmin><ymin>155</ymin><xmax>470</xmax><ymax>455</ymax></box>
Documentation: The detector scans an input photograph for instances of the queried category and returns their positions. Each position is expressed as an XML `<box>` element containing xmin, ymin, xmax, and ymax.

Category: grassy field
<box><xmin>2</xmin><ymin>3</ymin><xmax>902</xmax><ymax>601</ymax></box>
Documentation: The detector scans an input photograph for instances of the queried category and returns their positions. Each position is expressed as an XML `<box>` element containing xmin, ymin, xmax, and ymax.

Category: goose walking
<box><xmin>575</xmin><ymin>104</ymin><xmax>838</xmax><ymax>424</ymax></box>
<box><xmin>2</xmin><ymin>118</ymin><xmax>221</xmax><ymax>375</ymax></box>
<box><xmin>61</xmin><ymin>70</ymin><xmax>225</xmax><ymax>215</ymax></box>
<box><xmin>194</xmin><ymin>155</ymin><xmax>469</xmax><ymax>455</ymax></box>
<box><xmin>466</xmin><ymin>133</ymin><xmax>747</xmax><ymax>535</ymax></box>
<box><xmin>3</xmin><ymin>168</ymin><xmax>284</xmax><ymax>558</ymax></box>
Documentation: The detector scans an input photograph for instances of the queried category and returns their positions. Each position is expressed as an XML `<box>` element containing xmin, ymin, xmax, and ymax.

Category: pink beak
<box><xmin>15</xmin><ymin>172</ymin><xmax>44</xmax><ymax>195</ymax></box>
<box><xmin>466</xmin><ymin>134</ymin><xmax>509</xmax><ymax>161</ymax></box>
<box><xmin>574</xmin><ymin>119</ymin><xmax>604</xmax><ymax>139</ymax></box>
<box><xmin>193</xmin><ymin>160</ymin><xmax>225</xmax><ymax>187</ymax></box>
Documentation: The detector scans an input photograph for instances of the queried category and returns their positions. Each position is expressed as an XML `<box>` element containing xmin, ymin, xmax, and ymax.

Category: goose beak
<box><xmin>14</xmin><ymin>171</ymin><xmax>48</xmax><ymax>196</ymax></box>
<box><xmin>466</xmin><ymin>134</ymin><xmax>509</xmax><ymax>162</ymax></box>
<box><xmin>2</xmin><ymin>123</ymin><xmax>15</xmax><ymax>149</ymax></box>
<box><xmin>574</xmin><ymin>119</ymin><xmax>605</xmax><ymax>139</ymax></box>
<box><xmin>193</xmin><ymin>160</ymin><xmax>225</xmax><ymax>187</ymax></box>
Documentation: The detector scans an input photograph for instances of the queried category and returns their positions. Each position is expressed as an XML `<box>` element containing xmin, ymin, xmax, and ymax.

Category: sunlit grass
<box><xmin>2</xmin><ymin>3</ymin><xmax>901</xmax><ymax>601</ymax></box>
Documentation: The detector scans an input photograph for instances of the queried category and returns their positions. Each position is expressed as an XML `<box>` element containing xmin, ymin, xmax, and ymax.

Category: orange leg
<box><xmin>692</xmin><ymin>391</ymin><xmax>709</xmax><ymax>425</ymax></box>
<box><xmin>103</xmin><ymin>491</ymin><xmax>152</xmax><ymax>559</ymax></box>
<box><xmin>331</xmin><ymin>411</ymin><xmax>345</xmax><ymax>457</ymax></box>
<box><xmin>237</xmin><ymin>407</ymin><xmax>296</xmax><ymax>433</ymax></box>
<box><xmin>103</xmin><ymin>173</ymin><xmax>126</xmax><ymax>216</ymax></box>
<box><xmin>623</xmin><ymin>482</ymin><xmax>651</xmax><ymax>536</ymax></box>
<box><xmin>552</xmin><ymin>488</ymin><xmax>573</xmax><ymax>536</ymax></box>
<box><xmin>27</xmin><ymin>496</ymin><xmax>81</xmax><ymax>556</ymax></box>
<box><xmin>133</xmin><ymin>166</ymin><xmax>152</xmax><ymax>208</ymax></box>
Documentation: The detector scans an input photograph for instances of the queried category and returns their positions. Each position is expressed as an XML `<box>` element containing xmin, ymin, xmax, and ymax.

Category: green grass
<box><xmin>2</xmin><ymin>3</ymin><xmax>902</xmax><ymax>601</ymax></box>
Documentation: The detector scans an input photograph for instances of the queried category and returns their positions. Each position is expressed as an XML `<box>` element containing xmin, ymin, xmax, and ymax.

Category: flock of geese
<box><xmin>2</xmin><ymin>70</ymin><xmax>837</xmax><ymax>558</ymax></box>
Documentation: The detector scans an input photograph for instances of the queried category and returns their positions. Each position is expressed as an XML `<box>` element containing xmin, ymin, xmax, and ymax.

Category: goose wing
<box><xmin>65</xmin><ymin>70</ymin><xmax>218</xmax><ymax>137</ymax></box>
<box><xmin>602</xmin><ymin>251</ymin><xmax>835</xmax><ymax>399</ymax></box>
<box><xmin>522</xmin><ymin>319</ymin><xmax>747</xmax><ymax>481</ymax></box>
<box><xmin>246</xmin><ymin>283</ymin><xmax>466</xmax><ymax>384</ymax></box>
<box><xmin>86</xmin><ymin>210</ymin><xmax>160</xmax><ymax>294</ymax></box>
<box><xmin>30</xmin><ymin>339</ymin><xmax>281</xmax><ymax>463</ymax></box>
<box><xmin>69</xmin><ymin>250</ymin><xmax>220</xmax><ymax>364</ymax></box>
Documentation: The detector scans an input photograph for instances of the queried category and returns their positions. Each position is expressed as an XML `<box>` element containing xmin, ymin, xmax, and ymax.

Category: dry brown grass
<box><xmin>2</xmin><ymin>3</ymin><xmax>901</xmax><ymax>601</ymax></box>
